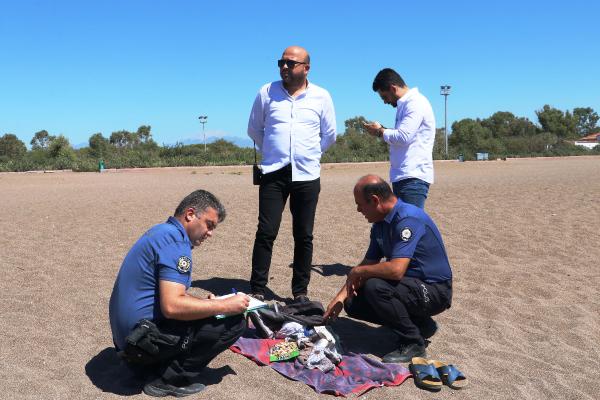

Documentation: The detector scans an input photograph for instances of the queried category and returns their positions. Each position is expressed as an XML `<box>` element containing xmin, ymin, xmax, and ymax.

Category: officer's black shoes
<box><xmin>292</xmin><ymin>294</ymin><xmax>310</xmax><ymax>304</ymax></box>
<box><xmin>382</xmin><ymin>343</ymin><xmax>427</xmax><ymax>363</ymax></box>
<box><xmin>250</xmin><ymin>293</ymin><xmax>265</xmax><ymax>301</ymax></box>
<box><xmin>143</xmin><ymin>377</ymin><xmax>205</xmax><ymax>397</ymax></box>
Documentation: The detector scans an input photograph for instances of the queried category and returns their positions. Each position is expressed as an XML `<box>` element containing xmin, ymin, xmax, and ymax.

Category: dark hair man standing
<box><xmin>247</xmin><ymin>46</ymin><xmax>337</xmax><ymax>302</ymax></box>
<box><xmin>109</xmin><ymin>190</ymin><xmax>249</xmax><ymax>397</ymax></box>
<box><xmin>363</xmin><ymin>68</ymin><xmax>436</xmax><ymax>209</ymax></box>
<box><xmin>324</xmin><ymin>175</ymin><xmax>453</xmax><ymax>363</ymax></box>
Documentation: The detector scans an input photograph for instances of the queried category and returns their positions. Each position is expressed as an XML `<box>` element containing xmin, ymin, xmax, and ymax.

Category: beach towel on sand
<box><xmin>230</xmin><ymin>334</ymin><xmax>410</xmax><ymax>396</ymax></box>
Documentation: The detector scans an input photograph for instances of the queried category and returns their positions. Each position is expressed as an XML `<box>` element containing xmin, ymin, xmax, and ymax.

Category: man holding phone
<box><xmin>363</xmin><ymin>68</ymin><xmax>436</xmax><ymax>209</ymax></box>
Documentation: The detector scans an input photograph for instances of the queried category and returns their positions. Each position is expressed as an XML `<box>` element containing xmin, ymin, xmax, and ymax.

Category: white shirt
<box><xmin>382</xmin><ymin>87</ymin><xmax>436</xmax><ymax>184</ymax></box>
<box><xmin>247</xmin><ymin>80</ymin><xmax>337</xmax><ymax>181</ymax></box>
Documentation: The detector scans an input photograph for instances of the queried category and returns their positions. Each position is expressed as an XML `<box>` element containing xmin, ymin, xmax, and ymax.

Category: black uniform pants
<box><xmin>344</xmin><ymin>277</ymin><xmax>452</xmax><ymax>346</ymax></box>
<box><xmin>150</xmin><ymin>316</ymin><xmax>246</xmax><ymax>386</ymax></box>
<box><xmin>251</xmin><ymin>164</ymin><xmax>320</xmax><ymax>297</ymax></box>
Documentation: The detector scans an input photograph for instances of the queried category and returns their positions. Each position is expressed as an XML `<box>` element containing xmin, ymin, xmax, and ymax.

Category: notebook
<box><xmin>215</xmin><ymin>293</ymin><xmax>268</xmax><ymax>319</ymax></box>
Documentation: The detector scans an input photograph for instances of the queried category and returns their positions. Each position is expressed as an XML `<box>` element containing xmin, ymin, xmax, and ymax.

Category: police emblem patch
<box><xmin>401</xmin><ymin>228</ymin><xmax>412</xmax><ymax>241</ymax></box>
<box><xmin>177</xmin><ymin>256</ymin><xmax>192</xmax><ymax>273</ymax></box>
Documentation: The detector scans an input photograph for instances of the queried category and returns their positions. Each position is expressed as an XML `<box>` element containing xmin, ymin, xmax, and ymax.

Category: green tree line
<box><xmin>446</xmin><ymin>106</ymin><xmax>600</xmax><ymax>160</ymax></box>
<box><xmin>1</xmin><ymin>105</ymin><xmax>599</xmax><ymax>172</ymax></box>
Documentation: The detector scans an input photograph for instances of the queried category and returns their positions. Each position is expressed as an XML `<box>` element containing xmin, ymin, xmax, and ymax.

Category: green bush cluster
<box><xmin>447</xmin><ymin>106</ymin><xmax>599</xmax><ymax>160</ymax></box>
<box><xmin>1</xmin><ymin>106</ymin><xmax>598</xmax><ymax>173</ymax></box>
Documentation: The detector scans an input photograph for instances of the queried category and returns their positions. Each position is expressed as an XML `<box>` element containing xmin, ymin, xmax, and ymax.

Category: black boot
<box><xmin>143</xmin><ymin>377</ymin><xmax>205</xmax><ymax>397</ymax></box>
<box><xmin>382</xmin><ymin>342</ymin><xmax>426</xmax><ymax>363</ymax></box>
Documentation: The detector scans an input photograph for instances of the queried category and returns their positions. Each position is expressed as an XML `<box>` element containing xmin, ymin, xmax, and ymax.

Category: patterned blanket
<box><xmin>230</xmin><ymin>334</ymin><xmax>410</xmax><ymax>396</ymax></box>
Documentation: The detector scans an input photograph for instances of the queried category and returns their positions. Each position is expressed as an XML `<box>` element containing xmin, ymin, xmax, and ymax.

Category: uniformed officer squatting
<box><xmin>109</xmin><ymin>190</ymin><xmax>249</xmax><ymax>397</ymax></box>
<box><xmin>324</xmin><ymin>175</ymin><xmax>453</xmax><ymax>363</ymax></box>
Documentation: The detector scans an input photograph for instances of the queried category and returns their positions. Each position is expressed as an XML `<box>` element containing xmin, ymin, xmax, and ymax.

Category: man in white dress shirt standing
<box><xmin>363</xmin><ymin>68</ymin><xmax>436</xmax><ymax>209</ymax></box>
<box><xmin>247</xmin><ymin>46</ymin><xmax>337</xmax><ymax>302</ymax></box>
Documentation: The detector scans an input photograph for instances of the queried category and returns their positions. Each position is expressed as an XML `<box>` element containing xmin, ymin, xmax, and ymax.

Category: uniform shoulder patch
<box><xmin>177</xmin><ymin>256</ymin><xmax>192</xmax><ymax>273</ymax></box>
<box><xmin>401</xmin><ymin>227</ymin><xmax>412</xmax><ymax>241</ymax></box>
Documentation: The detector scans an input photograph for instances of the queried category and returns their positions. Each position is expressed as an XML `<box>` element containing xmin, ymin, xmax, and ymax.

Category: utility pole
<box><xmin>440</xmin><ymin>85</ymin><xmax>451</xmax><ymax>158</ymax></box>
<box><xmin>198</xmin><ymin>115</ymin><xmax>208</xmax><ymax>151</ymax></box>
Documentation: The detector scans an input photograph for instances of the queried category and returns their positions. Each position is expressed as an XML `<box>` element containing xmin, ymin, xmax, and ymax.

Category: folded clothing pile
<box><xmin>248</xmin><ymin>300</ymin><xmax>326</xmax><ymax>339</ymax></box>
<box><xmin>297</xmin><ymin>326</ymin><xmax>343</xmax><ymax>373</ymax></box>
<box><xmin>250</xmin><ymin>301</ymin><xmax>343</xmax><ymax>373</ymax></box>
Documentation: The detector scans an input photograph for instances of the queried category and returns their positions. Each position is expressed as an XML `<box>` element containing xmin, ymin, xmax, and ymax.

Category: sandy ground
<box><xmin>1</xmin><ymin>156</ymin><xmax>599</xmax><ymax>400</ymax></box>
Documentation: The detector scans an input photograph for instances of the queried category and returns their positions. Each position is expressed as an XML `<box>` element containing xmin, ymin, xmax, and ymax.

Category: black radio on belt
<box><xmin>253</xmin><ymin>164</ymin><xmax>263</xmax><ymax>185</ymax></box>
<box><xmin>123</xmin><ymin>319</ymin><xmax>181</xmax><ymax>365</ymax></box>
<box><xmin>252</xmin><ymin>141</ymin><xmax>262</xmax><ymax>185</ymax></box>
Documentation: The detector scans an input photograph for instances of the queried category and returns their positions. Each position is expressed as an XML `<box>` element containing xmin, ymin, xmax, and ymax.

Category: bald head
<box><xmin>355</xmin><ymin>175</ymin><xmax>395</xmax><ymax>203</ymax></box>
<box><xmin>282</xmin><ymin>46</ymin><xmax>310</xmax><ymax>64</ymax></box>
<box><xmin>353</xmin><ymin>175</ymin><xmax>396</xmax><ymax>223</ymax></box>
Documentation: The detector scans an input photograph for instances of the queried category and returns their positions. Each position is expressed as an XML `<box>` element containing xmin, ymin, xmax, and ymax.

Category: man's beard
<box><xmin>282</xmin><ymin>71</ymin><xmax>305</xmax><ymax>87</ymax></box>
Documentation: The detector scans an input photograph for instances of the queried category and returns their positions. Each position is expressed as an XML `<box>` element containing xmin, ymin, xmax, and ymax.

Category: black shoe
<box><xmin>382</xmin><ymin>343</ymin><xmax>426</xmax><ymax>363</ymax></box>
<box><xmin>292</xmin><ymin>294</ymin><xmax>310</xmax><ymax>304</ymax></box>
<box><xmin>143</xmin><ymin>378</ymin><xmax>205</xmax><ymax>397</ymax></box>
<box><xmin>250</xmin><ymin>293</ymin><xmax>265</xmax><ymax>301</ymax></box>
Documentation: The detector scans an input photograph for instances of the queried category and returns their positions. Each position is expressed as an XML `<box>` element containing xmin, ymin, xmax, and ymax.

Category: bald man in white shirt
<box><xmin>247</xmin><ymin>46</ymin><xmax>337</xmax><ymax>302</ymax></box>
<box><xmin>363</xmin><ymin>68</ymin><xmax>436</xmax><ymax>209</ymax></box>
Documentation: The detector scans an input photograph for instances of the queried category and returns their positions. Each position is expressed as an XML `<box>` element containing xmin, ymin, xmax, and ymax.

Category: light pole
<box><xmin>440</xmin><ymin>85</ymin><xmax>451</xmax><ymax>158</ymax></box>
<box><xmin>198</xmin><ymin>115</ymin><xmax>208</xmax><ymax>152</ymax></box>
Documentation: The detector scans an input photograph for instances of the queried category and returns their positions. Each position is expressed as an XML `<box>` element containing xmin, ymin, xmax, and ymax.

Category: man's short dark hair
<box><xmin>372</xmin><ymin>68</ymin><xmax>406</xmax><ymax>92</ymax></box>
<box><xmin>174</xmin><ymin>189</ymin><xmax>226</xmax><ymax>222</ymax></box>
<box><xmin>361</xmin><ymin>179</ymin><xmax>394</xmax><ymax>203</ymax></box>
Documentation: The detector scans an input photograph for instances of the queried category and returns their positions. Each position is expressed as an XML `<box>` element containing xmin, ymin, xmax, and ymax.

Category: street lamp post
<box><xmin>440</xmin><ymin>85</ymin><xmax>451</xmax><ymax>158</ymax></box>
<box><xmin>198</xmin><ymin>115</ymin><xmax>208</xmax><ymax>152</ymax></box>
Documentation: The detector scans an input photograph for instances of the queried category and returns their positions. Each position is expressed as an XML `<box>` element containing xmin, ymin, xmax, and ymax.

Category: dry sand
<box><xmin>1</xmin><ymin>156</ymin><xmax>599</xmax><ymax>399</ymax></box>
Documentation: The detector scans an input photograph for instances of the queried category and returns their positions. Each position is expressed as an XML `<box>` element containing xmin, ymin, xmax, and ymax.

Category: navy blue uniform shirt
<box><xmin>109</xmin><ymin>217</ymin><xmax>193</xmax><ymax>350</ymax></box>
<box><xmin>365</xmin><ymin>200</ymin><xmax>452</xmax><ymax>283</ymax></box>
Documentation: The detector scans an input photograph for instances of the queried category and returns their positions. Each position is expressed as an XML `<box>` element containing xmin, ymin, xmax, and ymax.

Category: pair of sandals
<box><xmin>409</xmin><ymin>357</ymin><xmax>468</xmax><ymax>391</ymax></box>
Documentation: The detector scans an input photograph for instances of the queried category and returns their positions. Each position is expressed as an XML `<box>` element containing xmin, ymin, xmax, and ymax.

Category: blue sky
<box><xmin>1</xmin><ymin>1</ymin><xmax>599</xmax><ymax>147</ymax></box>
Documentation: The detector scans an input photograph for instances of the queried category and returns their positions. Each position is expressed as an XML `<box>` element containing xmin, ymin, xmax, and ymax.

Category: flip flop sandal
<box><xmin>409</xmin><ymin>357</ymin><xmax>443</xmax><ymax>391</ymax></box>
<box><xmin>430</xmin><ymin>360</ymin><xmax>469</xmax><ymax>389</ymax></box>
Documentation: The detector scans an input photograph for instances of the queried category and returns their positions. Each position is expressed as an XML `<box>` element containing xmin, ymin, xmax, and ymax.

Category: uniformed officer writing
<box><xmin>109</xmin><ymin>190</ymin><xmax>248</xmax><ymax>397</ymax></box>
<box><xmin>324</xmin><ymin>175</ymin><xmax>453</xmax><ymax>363</ymax></box>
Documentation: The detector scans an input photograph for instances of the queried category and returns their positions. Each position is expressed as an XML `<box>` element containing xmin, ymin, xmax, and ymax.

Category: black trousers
<box><xmin>251</xmin><ymin>164</ymin><xmax>320</xmax><ymax>297</ymax></box>
<box><xmin>345</xmin><ymin>277</ymin><xmax>452</xmax><ymax>346</ymax></box>
<box><xmin>151</xmin><ymin>316</ymin><xmax>246</xmax><ymax>385</ymax></box>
